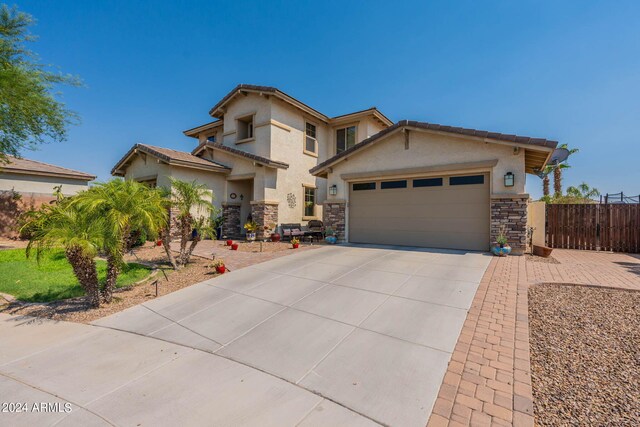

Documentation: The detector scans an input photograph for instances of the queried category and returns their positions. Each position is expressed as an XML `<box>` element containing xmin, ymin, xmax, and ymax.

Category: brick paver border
<box><xmin>428</xmin><ymin>250</ymin><xmax>640</xmax><ymax>427</ymax></box>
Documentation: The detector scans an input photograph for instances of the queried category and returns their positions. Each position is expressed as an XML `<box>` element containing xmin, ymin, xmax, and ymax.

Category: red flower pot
<box><xmin>292</xmin><ymin>243</ymin><xmax>299</xmax><ymax>249</ymax></box>
<box><xmin>270</xmin><ymin>233</ymin><xmax>281</xmax><ymax>242</ymax></box>
<box><xmin>156</xmin><ymin>240</ymin><xmax>162</xmax><ymax>246</ymax></box>
<box><xmin>226</xmin><ymin>240</ymin><xmax>233</xmax><ymax>246</ymax></box>
<box><xmin>231</xmin><ymin>243</ymin><xmax>239</xmax><ymax>250</ymax></box>
<box><xmin>216</xmin><ymin>265</ymin><xmax>226</xmax><ymax>274</ymax></box>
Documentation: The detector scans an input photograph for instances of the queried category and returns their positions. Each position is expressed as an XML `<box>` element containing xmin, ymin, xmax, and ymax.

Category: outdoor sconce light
<box><xmin>329</xmin><ymin>185</ymin><xmax>338</xmax><ymax>196</ymax></box>
<box><xmin>240</xmin><ymin>194</ymin><xmax>244</xmax><ymax>200</ymax></box>
<box><xmin>504</xmin><ymin>172</ymin><xmax>515</xmax><ymax>187</ymax></box>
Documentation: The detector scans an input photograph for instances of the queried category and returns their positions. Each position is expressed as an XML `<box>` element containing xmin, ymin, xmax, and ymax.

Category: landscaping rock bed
<box><xmin>528</xmin><ymin>283</ymin><xmax>640</xmax><ymax>426</ymax></box>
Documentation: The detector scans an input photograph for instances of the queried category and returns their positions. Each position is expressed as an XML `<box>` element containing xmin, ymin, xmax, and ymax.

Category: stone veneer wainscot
<box><xmin>222</xmin><ymin>202</ymin><xmax>241</xmax><ymax>238</ymax></box>
<box><xmin>322</xmin><ymin>200</ymin><xmax>346</xmax><ymax>242</ymax></box>
<box><xmin>250</xmin><ymin>201</ymin><xmax>279</xmax><ymax>240</ymax></box>
<box><xmin>490</xmin><ymin>195</ymin><xmax>528</xmax><ymax>253</ymax></box>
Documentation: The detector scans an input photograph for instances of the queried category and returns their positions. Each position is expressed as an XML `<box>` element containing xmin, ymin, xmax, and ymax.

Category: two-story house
<box><xmin>112</xmin><ymin>84</ymin><xmax>557</xmax><ymax>253</ymax></box>
<box><xmin>112</xmin><ymin>84</ymin><xmax>392</xmax><ymax>240</ymax></box>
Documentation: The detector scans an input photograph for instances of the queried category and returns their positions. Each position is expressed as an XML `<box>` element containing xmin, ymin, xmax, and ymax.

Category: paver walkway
<box><xmin>427</xmin><ymin>249</ymin><xmax>640</xmax><ymax>427</ymax></box>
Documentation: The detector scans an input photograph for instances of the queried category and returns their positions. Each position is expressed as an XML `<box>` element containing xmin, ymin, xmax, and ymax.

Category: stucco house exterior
<box><xmin>112</xmin><ymin>84</ymin><xmax>557</xmax><ymax>252</ymax></box>
<box><xmin>0</xmin><ymin>156</ymin><xmax>95</xmax><ymax>236</ymax></box>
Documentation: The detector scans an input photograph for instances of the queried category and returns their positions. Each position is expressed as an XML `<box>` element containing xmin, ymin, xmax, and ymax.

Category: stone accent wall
<box><xmin>491</xmin><ymin>196</ymin><xmax>528</xmax><ymax>254</ymax></box>
<box><xmin>250</xmin><ymin>202</ymin><xmax>279</xmax><ymax>240</ymax></box>
<box><xmin>222</xmin><ymin>203</ymin><xmax>242</xmax><ymax>238</ymax></box>
<box><xmin>323</xmin><ymin>201</ymin><xmax>346</xmax><ymax>242</ymax></box>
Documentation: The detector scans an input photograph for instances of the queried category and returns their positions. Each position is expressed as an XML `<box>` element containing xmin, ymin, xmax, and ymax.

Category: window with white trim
<box><xmin>304</xmin><ymin>187</ymin><xmax>316</xmax><ymax>217</ymax></box>
<box><xmin>336</xmin><ymin>125</ymin><xmax>356</xmax><ymax>153</ymax></box>
<box><xmin>305</xmin><ymin>122</ymin><xmax>317</xmax><ymax>154</ymax></box>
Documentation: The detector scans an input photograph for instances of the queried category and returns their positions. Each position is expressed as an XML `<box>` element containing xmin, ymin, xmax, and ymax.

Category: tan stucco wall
<box><xmin>221</xmin><ymin>93</ymin><xmax>272</xmax><ymax>158</ymax></box>
<box><xmin>122</xmin><ymin>155</ymin><xmax>226</xmax><ymax>220</ymax></box>
<box><xmin>0</xmin><ymin>172</ymin><xmax>90</xmax><ymax>195</ymax></box>
<box><xmin>325</xmin><ymin>131</ymin><xmax>527</xmax><ymax>200</ymax></box>
<box><xmin>527</xmin><ymin>200</ymin><xmax>546</xmax><ymax>247</ymax></box>
<box><xmin>268</xmin><ymin>101</ymin><xmax>326</xmax><ymax>224</ymax></box>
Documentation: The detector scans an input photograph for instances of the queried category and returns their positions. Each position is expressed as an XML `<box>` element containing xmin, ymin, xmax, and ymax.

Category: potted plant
<box><xmin>324</xmin><ymin>227</ymin><xmax>337</xmax><ymax>244</ymax></box>
<box><xmin>226</xmin><ymin>239</ymin><xmax>233</xmax><ymax>246</ymax></box>
<box><xmin>231</xmin><ymin>243</ymin><xmax>239</xmax><ymax>251</ymax></box>
<box><xmin>291</xmin><ymin>237</ymin><xmax>300</xmax><ymax>249</ymax></box>
<box><xmin>491</xmin><ymin>226</ymin><xmax>512</xmax><ymax>256</ymax></box>
<box><xmin>244</xmin><ymin>220</ymin><xmax>258</xmax><ymax>241</ymax></box>
<box><xmin>269</xmin><ymin>223</ymin><xmax>281</xmax><ymax>242</ymax></box>
<box><xmin>211</xmin><ymin>259</ymin><xmax>226</xmax><ymax>274</ymax></box>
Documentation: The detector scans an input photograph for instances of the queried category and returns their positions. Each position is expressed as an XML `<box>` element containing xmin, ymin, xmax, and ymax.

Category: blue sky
<box><xmin>15</xmin><ymin>0</ymin><xmax>640</xmax><ymax>198</ymax></box>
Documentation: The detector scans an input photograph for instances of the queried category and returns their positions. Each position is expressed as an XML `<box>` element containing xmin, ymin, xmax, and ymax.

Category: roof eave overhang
<box><xmin>1</xmin><ymin>168</ymin><xmax>95</xmax><ymax>181</ymax></box>
<box><xmin>183</xmin><ymin>120</ymin><xmax>224</xmax><ymax>138</ymax></box>
<box><xmin>330</xmin><ymin>109</ymin><xmax>393</xmax><ymax>127</ymax></box>
<box><xmin>310</xmin><ymin>125</ymin><xmax>557</xmax><ymax>177</ymax></box>
<box><xmin>110</xmin><ymin>145</ymin><xmax>230</xmax><ymax>177</ymax></box>
<box><xmin>203</xmin><ymin>143</ymin><xmax>289</xmax><ymax>170</ymax></box>
<box><xmin>209</xmin><ymin>87</ymin><xmax>329</xmax><ymax>123</ymax></box>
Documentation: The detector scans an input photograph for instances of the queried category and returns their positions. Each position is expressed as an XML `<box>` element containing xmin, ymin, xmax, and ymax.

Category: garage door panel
<box><xmin>352</xmin><ymin>203</ymin><xmax>488</xmax><ymax>221</ymax></box>
<box><xmin>349</xmin><ymin>173</ymin><xmax>489</xmax><ymax>251</ymax></box>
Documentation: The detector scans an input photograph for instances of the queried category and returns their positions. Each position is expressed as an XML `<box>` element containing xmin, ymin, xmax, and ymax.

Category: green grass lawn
<box><xmin>0</xmin><ymin>249</ymin><xmax>151</xmax><ymax>302</ymax></box>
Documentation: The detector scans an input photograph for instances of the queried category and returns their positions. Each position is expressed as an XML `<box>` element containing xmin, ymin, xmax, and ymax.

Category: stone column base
<box><xmin>251</xmin><ymin>201</ymin><xmax>279</xmax><ymax>240</ymax></box>
<box><xmin>222</xmin><ymin>202</ymin><xmax>242</xmax><ymax>238</ymax></box>
<box><xmin>322</xmin><ymin>200</ymin><xmax>346</xmax><ymax>242</ymax></box>
<box><xmin>491</xmin><ymin>195</ymin><xmax>528</xmax><ymax>254</ymax></box>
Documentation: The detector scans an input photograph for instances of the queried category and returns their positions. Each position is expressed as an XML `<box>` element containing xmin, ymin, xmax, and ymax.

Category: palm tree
<box><xmin>553</xmin><ymin>143</ymin><xmax>579</xmax><ymax>196</ymax></box>
<box><xmin>21</xmin><ymin>202</ymin><xmax>105</xmax><ymax>307</ymax></box>
<box><xmin>542</xmin><ymin>165</ymin><xmax>552</xmax><ymax>197</ymax></box>
<box><xmin>166</xmin><ymin>178</ymin><xmax>218</xmax><ymax>267</ymax></box>
<box><xmin>566</xmin><ymin>182</ymin><xmax>600</xmax><ymax>201</ymax></box>
<box><xmin>72</xmin><ymin>179</ymin><xmax>168</xmax><ymax>303</ymax></box>
<box><xmin>553</xmin><ymin>163</ymin><xmax>570</xmax><ymax>196</ymax></box>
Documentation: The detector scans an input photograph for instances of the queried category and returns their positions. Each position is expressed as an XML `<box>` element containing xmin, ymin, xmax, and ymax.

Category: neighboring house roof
<box><xmin>310</xmin><ymin>120</ymin><xmax>559</xmax><ymax>177</ymax></box>
<box><xmin>209</xmin><ymin>84</ymin><xmax>330</xmax><ymax>122</ymax></box>
<box><xmin>183</xmin><ymin>120</ymin><xmax>223</xmax><ymax>137</ymax></box>
<box><xmin>192</xmin><ymin>142</ymin><xmax>289</xmax><ymax>169</ymax></box>
<box><xmin>111</xmin><ymin>144</ymin><xmax>230</xmax><ymax>176</ymax></box>
<box><xmin>331</xmin><ymin>107</ymin><xmax>393</xmax><ymax>127</ymax></box>
<box><xmin>0</xmin><ymin>155</ymin><xmax>95</xmax><ymax>181</ymax></box>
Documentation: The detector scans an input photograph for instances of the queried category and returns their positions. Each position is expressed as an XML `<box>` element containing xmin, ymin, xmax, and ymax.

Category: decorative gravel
<box><xmin>528</xmin><ymin>283</ymin><xmax>640</xmax><ymax>426</ymax></box>
<box><xmin>525</xmin><ymin>254</ymin><xmax>560</xmax><ymax>264</ymax></box>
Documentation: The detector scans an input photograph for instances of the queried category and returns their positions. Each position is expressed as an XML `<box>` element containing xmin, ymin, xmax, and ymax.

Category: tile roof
<box><xmin>310</xmin><ymin>120</ymin><xmax>558</xmax><ymax>176</ymax></box>
<box><xmin>1</xmin><ymin>155</ymin><xmax>95</xmax><ymax>180</ymax></box>
<box><xmin>208</xmin><ymin>84</ymin><xmax>330</xmax><ymax>122</ymax></box>
<box><xmin>111</xmin><ymin>144</ymin><xmax>230</xmax><ymax>176</ymax></box>
<box><xmin>193</xmin><ymin>142</ymin><xmax>289</xmax><ymax>169</ymax></box>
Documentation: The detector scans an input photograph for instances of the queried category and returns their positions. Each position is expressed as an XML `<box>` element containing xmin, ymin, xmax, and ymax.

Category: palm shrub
<box><xmin>21</xmin><ymin>201</ymin><xmax>105</xmax><ymax>307</ymax></box>
<box><xmin>72</xmin><ymin>179</ymin><xmax>168</xmax><ymax>302</ymax></box>
<box><xmin>164</xmin><ymin>178</ymin><xmax>218</xmax><ymax>267</ymax></box>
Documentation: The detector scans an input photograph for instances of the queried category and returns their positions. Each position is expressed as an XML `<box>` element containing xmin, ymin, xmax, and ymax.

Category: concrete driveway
<box><xmin>1</xmin><ymin>245</ymin><xmax>490</xmax><ymax>427</ymax></box>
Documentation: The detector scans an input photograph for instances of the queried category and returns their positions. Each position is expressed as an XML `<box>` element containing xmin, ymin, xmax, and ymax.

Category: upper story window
<box><xmin>336</xmin><ymin>125</ymin><xmax>356</xmax><ymax>153</ymax></box>
<box><xmin>206</xmin><ymin>134</ymin><xmax>216</xmax><ymax>143</ymax></box>
<box><xmin>236</xmin><ymin>115</ymin><xmax>254</xmax><ymax>141</ymax></box>
<box><xmin>304</xmin><ymin>122</ymin><xmax>317</xmax><ymax>155</ymax></box>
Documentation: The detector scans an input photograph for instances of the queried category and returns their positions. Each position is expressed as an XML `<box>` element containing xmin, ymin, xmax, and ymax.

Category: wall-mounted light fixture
<box><xmin>504</xmin><ymin>172</ymin><xmax>515</xmax><ymax>187</ymax></box>
<box><xmin>329</xmin><ymin>184</ymin><xmax>338</xmax><ymax>196</ymax></box>
<box><xmin>240</xmin><ymin>194</ymin><xmax>244</xmax><ymax>200</ymax></box>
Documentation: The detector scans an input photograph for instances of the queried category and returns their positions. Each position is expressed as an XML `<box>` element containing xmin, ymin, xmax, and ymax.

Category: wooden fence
<box><xmin>546</xmin><ymin>204</ymin><xmax>640</xmax><ymax>253</ymax></box>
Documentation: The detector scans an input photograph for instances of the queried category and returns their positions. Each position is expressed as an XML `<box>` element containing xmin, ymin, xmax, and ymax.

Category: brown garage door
<box><xmin>348</xmin><ymin>173</ymin><xmax>490</xmax><ymax>251</ymax></box>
